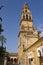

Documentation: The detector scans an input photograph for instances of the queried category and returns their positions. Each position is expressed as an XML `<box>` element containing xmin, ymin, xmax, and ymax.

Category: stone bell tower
<box><xmin>18</xmin><ymin>3</ymin><xmax>40</xmax><ymax>64</ymax></box>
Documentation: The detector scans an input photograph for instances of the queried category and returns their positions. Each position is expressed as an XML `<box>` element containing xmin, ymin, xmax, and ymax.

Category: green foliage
<box><xmin>0</xmin><ymin>46</ymin><xmax>10</xmax><ymax>63</ymax></box>
<box><xmin>6</xmin><ymin>52</ymin><xmax>10</xmax><ymax>63</ymax></box>
<box><xmin>0</xmin><ymin>46</ymin><xmax>6</xmax><ymax>62</ymax></box>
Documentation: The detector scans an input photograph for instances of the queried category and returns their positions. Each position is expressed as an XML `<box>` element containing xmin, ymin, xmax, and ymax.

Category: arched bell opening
<box><xmin>26</xmin><ymin>15</ymin><xmax>28</xmax><ymax>20</ymax></box>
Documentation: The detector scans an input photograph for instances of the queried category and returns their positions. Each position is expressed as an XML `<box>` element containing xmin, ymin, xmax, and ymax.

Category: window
<box><xmin>29</xmin><ymin>15</ymin><xmax>31</xmax><ymax>20</ymax></box>
<box><xmin>38</xmin><ymin>50</ymin><xmax>41</xmax><ymax>57</ymax></box>
<box><xmin>23</xmin><ymin>15</ymin><xmax>25</xmax><ymax>20</ymax></box>
<box><xmin>11</xmin><ymin>58</ymin><xmax>13</xmax><ymax>63</ymax></box>
<box><xmin>37</xmin><ymin>47</ymin><xmax>41</xmax><ymax>57</ymax></box>
<box><xmin>26</xmin><ymin>15</ymin><xmax>28</xmax><ymax>20</ymax></box>
<box><xmin>14</xmin><ymin>58</ymin><xmax>18</xmax><ymax>63</ymax></box>
<box><xmin>31</xmin><ymin>58</ymin><xmax>33</xmax><ymax>61</ymax></box>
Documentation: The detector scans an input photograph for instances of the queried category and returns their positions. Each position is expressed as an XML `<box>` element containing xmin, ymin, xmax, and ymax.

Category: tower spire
<box><xmin>20</xmin><ymin>2</ymin><xmax>32</xmax><ymax>22</ymax></box>
<box><xmin>23</xmin><ymin>2</ymin><xmax>29</xmax><ymax>9</ymax></box>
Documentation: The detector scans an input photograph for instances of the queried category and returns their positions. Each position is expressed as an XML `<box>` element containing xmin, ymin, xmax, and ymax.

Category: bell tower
<box><xmin>20</xmin><ymin>2</ymin><xmax>33</xmax><ymax>32</ymax></box>
<box><xmin>21</xmin><ymin>2</ymin><xmax>32</xmax><ymax>21</ymax></box>
<box><xmin>18</xmin><ymin>3</ymin><xmax>40</xmax><ymax>64</ymax></box>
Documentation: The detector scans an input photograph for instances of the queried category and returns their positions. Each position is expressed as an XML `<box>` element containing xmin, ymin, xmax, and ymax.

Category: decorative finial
<box><xmin>23</xmin><ymin>2</ymin><xmax>29</xmax><ymax>9</ymax></box>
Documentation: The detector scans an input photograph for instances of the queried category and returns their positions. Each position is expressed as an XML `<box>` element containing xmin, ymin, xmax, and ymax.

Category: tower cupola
<box><xmin>21</xmin><ymin>3</ymin><xmax>32</xmax><ymax>21</ymax></box>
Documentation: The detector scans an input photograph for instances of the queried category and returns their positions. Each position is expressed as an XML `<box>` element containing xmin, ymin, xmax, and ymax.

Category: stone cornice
<box><xmin>18</xmin><ymin>30</ymin><xmax>39</xmax><ymax>38</ymax></box>
<box><xmin>18</xmin><ymin>30</ymin><xmax>33</xmax><ymax>37</ymax></box>
<box><xmin>20</xmin><ymin>19</ymin><xmax>33</xmax><ymax>26</ymax></box>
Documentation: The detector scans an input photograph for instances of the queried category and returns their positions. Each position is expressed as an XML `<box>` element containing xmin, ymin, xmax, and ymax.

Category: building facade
<box><xmin>25</xmin><ymin>37</ymin><xmax>43</xmax><ymax>65</ymax></box>
<box><xmin>18</xmin><ymin>3</ymin><xmax>43</xmax><ymax>65</ymax></box>
<box><xmin>7</xmin><ymin>53</ymin><xmax>18</xmax><ymax>64</ymax></box>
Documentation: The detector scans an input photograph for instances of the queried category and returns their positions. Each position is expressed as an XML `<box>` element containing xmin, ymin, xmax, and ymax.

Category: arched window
<box><xmin>14</xmin><ymin>58</ymin><xmax>18</xmax><ymax>63</ymax></box>
<box><xmin>26</xmin><ymin>15</ymin><xmax>28</xmax><ymax>20</ymax></box>
<box><xmin>29</xmin><ymin>15</ymin><xmax>31</xmax><ymax>20</ymax></box>
<box><xmin>10</xmin><ymin>58</ymin><xmax>13</xmax><ymax>63</ymax></box>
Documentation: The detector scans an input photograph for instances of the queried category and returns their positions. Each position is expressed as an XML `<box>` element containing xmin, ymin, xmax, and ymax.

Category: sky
<box><xmin>0</xmin><ymin>0</ymin><xmax>43</xmax><ymax>53</ymax></box>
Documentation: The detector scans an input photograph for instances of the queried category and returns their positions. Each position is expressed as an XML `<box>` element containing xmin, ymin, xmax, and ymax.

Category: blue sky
<box><xmin>0</xmin><ymin>0</ymin><xmax>43</xmax><ymax>53</ymax></box>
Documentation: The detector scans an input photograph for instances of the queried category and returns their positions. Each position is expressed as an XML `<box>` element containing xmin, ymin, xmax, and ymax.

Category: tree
<box><xmin>0</xmin><ymin>46</ymin><xmax>6</xmax><ymax>62</ymax></box>
<box><xmin>0</xmin><ymin>5</ymin><xmax>6</xmax><ymax>64</ymax></box>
